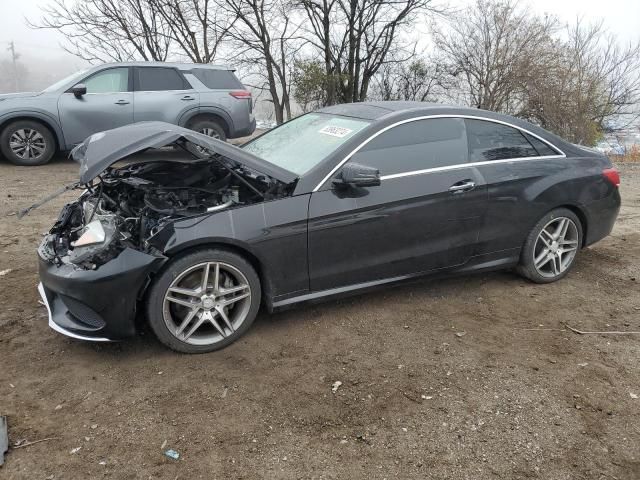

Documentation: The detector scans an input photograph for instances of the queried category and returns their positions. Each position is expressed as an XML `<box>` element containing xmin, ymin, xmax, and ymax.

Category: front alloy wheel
<box><xmin>517</xmin><ymin>208</ymin><xmax>583</xmax><ymax>283</ymax></box>
<box><xmin>163</xmin><ymin>261</ymin><xmax>251</xmax><ymax>345</ymax></box>
<box><xmin>148</xmin><ymin>249</ymin><xmax>261</xmax><ymax>353</ymax></box>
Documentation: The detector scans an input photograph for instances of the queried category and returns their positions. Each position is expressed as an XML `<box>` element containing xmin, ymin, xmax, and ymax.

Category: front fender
<box><xmin>0</xmin><ymin>109</ymin><xmax>66</xmax><ymax>148</ymax></box>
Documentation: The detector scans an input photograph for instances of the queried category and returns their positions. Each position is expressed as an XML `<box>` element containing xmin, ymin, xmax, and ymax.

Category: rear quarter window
<box><xmin>465</xmin><ymin>119</ymin><xmax>539</xmax><ymax>161</ymax></box>
<box><xmin>135</xmin><ymin>67</ymin><xmax>191</xmax><ymax>91</ymax></box>
<box><xmin>523</xmin><ymin>132</ymin><xmax>560</xmax><ymax>156</ymax></box>
<box><xmin>192</xmin><ymin>69</ymin><xmax>244</xmax><ymax>89</ymax></box>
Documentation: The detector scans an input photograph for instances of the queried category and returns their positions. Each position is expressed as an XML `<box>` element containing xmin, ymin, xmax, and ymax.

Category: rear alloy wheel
<box><xmin>517</xmin><ymin>208</ymin><xmax>582</xmax><ymax>283</ymax></box>
<box><xmin>147</xmin><ymin>249</ymin><xmax>261</xmax><ymax>353</ymax></box>
<box><xmin>0</xmin><ymin>120</ymin><xmax>55</xmax><ymax>166</ymax></box>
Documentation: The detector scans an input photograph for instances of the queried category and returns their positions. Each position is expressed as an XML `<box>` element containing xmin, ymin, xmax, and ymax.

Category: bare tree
<box><xmin>371</xmin><ymin>57</ymin><xmax>449</xmax><ymax>102</ymax></box>
<box><xmin>223</xmin><ymin>0</ymin><xmax>303</xmax><ymax>123</ymax></box>
<box><xmin>432</xmin><ymin>0</ymin><xmax>559</xmax><ymax>112</ymax></box>
<box><xmin>296</xmin><ymin>0</ymin><xmax>340</xmax><ymax>105</ymax></box>
<box><xmin>522</xmin><ymin>20</ymin><xmax>640</xmax><ymax>144</ymax></box>
<box><xmin>296</xmin><ymin>0</ymin><xmax>441</xmax><ymax>105</ymax></box>
<box><xmin>35</xmin><ymin>0</ymin><xmax>172</xmax><ymax>62</ymax></box>
<box><xmin>150</xmin><ymin>0</ymin><xmax>235</xmax><ymax>63</ymax></box>
<box><xmin>34</xmin><ymin>0</ymin><xmax>232</xmax><ymax>64</ymax></box>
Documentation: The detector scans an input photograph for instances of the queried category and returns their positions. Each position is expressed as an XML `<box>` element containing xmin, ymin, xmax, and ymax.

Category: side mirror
<box><xmin>71</xmin><ymin>84</ymin><xmax>87</xmax><ymax>98</ymax></box>
<box><xmin>333</xmin><ymin>162</ymin><xmax>381</xmax><ymax>188</ymax></box>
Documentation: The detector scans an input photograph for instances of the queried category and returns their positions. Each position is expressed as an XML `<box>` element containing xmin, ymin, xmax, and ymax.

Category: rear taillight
<box><xmin>229</xmin><ymin>90</ymin><xmax>251</xmax><ymax>99</ymax></box>
<box><xmin>602</xmin><ymin>168</ymin><xmax>620</xmax><ymax>187</ymax></box>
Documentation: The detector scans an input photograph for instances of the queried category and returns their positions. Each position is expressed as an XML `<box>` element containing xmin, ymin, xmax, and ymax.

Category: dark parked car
<box><xmin>0</xmin><ymin>62</ymin><xmax>254</xmax><ymax>166</ymax></box>
<box><xmin>36</xmin><ymin>102</ymin><xmax>621</xmax><ymax>353</ymax></box>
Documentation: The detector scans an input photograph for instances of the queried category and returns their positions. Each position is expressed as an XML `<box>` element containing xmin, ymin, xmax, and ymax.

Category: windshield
<box><xmin>243</xmin><ymin>113</ymin><xmax>371</xmax><ymax>175</ymax></box>
<box><xmin>42</xmin><ymin>69</ymin><xmax>89</xmax><ymax>93</ymax></box>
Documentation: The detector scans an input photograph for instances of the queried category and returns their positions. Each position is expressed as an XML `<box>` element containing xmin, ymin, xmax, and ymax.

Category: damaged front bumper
<box><xmin>38</xmin><ymin>247</ymin><xmax>166</xmax><ymax>341</ymax></box>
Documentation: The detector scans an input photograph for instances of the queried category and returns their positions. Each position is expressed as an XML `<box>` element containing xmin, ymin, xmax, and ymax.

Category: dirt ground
<box><xmin>0</xmin><ymin>154</ymin><xmax>639</xmax><ymax>480</ymax></box>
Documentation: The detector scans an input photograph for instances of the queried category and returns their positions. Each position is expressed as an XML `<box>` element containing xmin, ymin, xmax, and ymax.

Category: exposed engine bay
<box><xmin>38</xmin><ymin>156</ymin><xmax>293</xmax><ymax>269</ymax></box>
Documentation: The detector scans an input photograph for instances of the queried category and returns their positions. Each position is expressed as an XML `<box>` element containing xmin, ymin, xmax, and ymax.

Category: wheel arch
<box><xmin>555</xmin><ymin>204</ymin><xmax>589</xmax><ymax>248</ymax></box>
<box><xmin>0</xmin><ymin>113</ymin><xmax>64</xmax><ymax>151</ymax></box>
<box><xmin>527</xmin><ymin>203</ymin><xmax>589</xmax><ymax>249</ymax></box>
<box><xmin>156</xmin><ymin>240</ymin><xmax>274</xmax><ymax>308</ymax></box>
<box><xmin>181</xmin><ymin>109</ymin><xmax>233</xmax><ymax>137</ymax></box>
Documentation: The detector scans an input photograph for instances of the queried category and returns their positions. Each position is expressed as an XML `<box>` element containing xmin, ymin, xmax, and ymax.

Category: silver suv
<box><xmin>0</xmin><ymin>62</ymin><xmax>255</xmax><ymax>166</ymax></box>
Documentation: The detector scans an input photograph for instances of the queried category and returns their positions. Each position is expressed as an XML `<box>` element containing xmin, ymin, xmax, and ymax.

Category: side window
<box><xmin>135</xmin><ymin>67</ymin><xmax>191</xmax><ymax>91</ymax></box>
<box><xmin>465</xmin><ymin>119</ymin><xmax>538</xmax><ymax>161</ymax></box>
<box><xmin>349</xmin><ymin>118</ymin><xmax>468</xmax><ymax>176</ymax></box>
<box><xmin>523</xmin><ymin>132</ymin><xmax>560</xmax><ymax>156</ymax></box>
<box><xmin>191</xmin><ymin>69</ymin><xmax>243</xmax><ymax>89</ymax></box>
<box><xmin>82</xmin><ymin>68</ymin><xmax>129</xmax><ymax>94</ymax></box>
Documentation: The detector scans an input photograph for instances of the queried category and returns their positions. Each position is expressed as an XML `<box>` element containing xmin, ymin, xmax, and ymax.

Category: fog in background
<box><xmin>1</xmin><ymin>0</ymin><xmax>638</xmax><ymax>123</ymax></box>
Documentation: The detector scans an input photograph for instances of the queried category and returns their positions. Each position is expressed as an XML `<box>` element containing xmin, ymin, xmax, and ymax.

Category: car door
<box><xmin>307</xmin><ymin>117</ymin><xmax>488</xmax><ymax>292</ymax></box>
<box><xmin>58</xmin><ymin>67</ymin><xmax>133</xmax><ymax>147</ymax></box>
<box><xmin>464</xmin><ymin>118</ymin><xmax>566</xmax><ymax>254</ymax></box>
<box><xmin>132</xmin><ymin>66</ymin><xmax>199</xmax><ymax>124</ymax></box>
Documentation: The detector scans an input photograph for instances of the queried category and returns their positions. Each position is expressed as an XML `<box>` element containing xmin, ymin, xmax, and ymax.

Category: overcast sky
<box><xmin>0</xmin><ymin>0</ymin><xmax>638</xmax><ymax>67</ymax></box>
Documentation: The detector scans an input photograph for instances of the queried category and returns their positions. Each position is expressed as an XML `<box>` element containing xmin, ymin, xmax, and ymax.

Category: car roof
<box><xmin>316</xmin><ymin>101</ymin><xmax>575</xmax><ymax>149</ymax></box>
<box><xmin>96</xmin><ymin>62</ymin><xmax>233</xmax><ymax>71</ymax></box>
<box><xmin>319</xmin><ymin>101</ymin><xmax>512</xmax><ymax>120</ymax></box>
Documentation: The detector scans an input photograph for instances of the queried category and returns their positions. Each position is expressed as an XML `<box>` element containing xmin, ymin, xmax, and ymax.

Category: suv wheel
<box><xmin>0</xmin><ymin>120</ymin><xmax>55</xmax><ymax>166</ymax></box>
<box><xmin>190</xmin><ymin>119</ymin><xmax>227</xmax><ymax>141</ymax></box>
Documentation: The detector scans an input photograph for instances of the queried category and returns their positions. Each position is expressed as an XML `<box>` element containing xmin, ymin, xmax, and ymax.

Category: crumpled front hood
<box><xmin>72</xmin><ymin>121</ymin><xmax>298</xmax><ymax>185</ymax></box>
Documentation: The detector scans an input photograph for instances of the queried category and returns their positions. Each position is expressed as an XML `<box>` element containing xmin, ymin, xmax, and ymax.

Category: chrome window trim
<box><xmin>312</xmin><ymin>114</ymin><xmax>566</xmax><ymax>191</ymax></box>
<box><xmin>380</xmin><ymin>155</ymin><xmax>566</xmax><ymax>181</ymax></box>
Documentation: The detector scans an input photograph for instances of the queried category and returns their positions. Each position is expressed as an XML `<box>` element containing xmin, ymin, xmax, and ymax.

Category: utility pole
<box><xmin>8</xmin><ymin>41</ymin><xmax>19</xmax><ymax>92</ymax></box>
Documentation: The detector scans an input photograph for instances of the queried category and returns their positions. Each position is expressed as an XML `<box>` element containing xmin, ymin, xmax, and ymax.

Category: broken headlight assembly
<box><xmin>68</xmin><ymin>217</ymin><xmax>118</xmax><ymax>265</ymax></box>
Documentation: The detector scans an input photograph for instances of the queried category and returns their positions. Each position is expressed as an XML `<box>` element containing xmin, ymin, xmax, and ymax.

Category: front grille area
<box><xmin>59</xmin><ymin>294</ymin><xmax>106</xmax><ymax>330</ymax></box>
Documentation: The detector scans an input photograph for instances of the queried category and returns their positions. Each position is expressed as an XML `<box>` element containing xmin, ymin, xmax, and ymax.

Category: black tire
<box><xmin>147</xmin><ymin>248</ymin><xmax>261</xmax><ymax>353</ymax></box>
<box><xmin>186</xmin><ymin>119</ymin><xmax>227</xmax><ymax>158</ymax></box>
<box><xmin>0</xmin><ymin>120</ymin><xmax>56</xmax><ymax>166</ymax></box>
<box><xmin>517</xmin><ymin>208</ymin><xmax>583</xmax><ymax>284</ymax></box>
<box><xmin>189</xmin><ymin>118</ymin><xmax>227</xmax><ymax>141</ymax></box>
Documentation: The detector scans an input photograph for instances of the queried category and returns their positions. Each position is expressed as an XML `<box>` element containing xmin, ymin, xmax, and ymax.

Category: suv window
<box><xmin>191</xmin><ymin>69</ymin><xmax>243</xmax><ymax>89</ymax></box>
<box><xmin>465</xmin><ymin>119</ymin><xmax>540</xmax><ymax>161</ymax></box>
<box><xmin>350</xmin><ymin>118</ymin><xmax>467</xmax><ymax>176</ymax></box>
<box><xmin>135</xmin><ymin>67</ymin><xmax>190</xmax><ymax>91</ymax></box>
<box><xmin>83</xmin><ymin>68</ymin><xmax>129</xmax><ymax>94</ymax></box>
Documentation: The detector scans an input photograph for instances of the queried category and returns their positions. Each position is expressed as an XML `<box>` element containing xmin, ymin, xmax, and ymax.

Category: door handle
<box><xmin>181</xmin><ymin>95</ymin><xmax>196</xmax><ymax>101</ymax></box>
<box><xmin>114</xmin><ymin>100</ymin><xmax>130</xmax><ymax>105</ymax></box>
<box><xmin>449</xmin><ymin>180</ymin><xmax>476</xmax><ymax>194</ymax></box>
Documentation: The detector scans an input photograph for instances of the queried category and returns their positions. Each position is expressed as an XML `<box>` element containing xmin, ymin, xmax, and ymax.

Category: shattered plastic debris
<box><xmin>164</xmin><ymin>449</ymin><xmax>180</xmax><ymax>460</ymax></box>
<box><xmin>331</xmin><ymin>381</ymin><xmax>342</xmax><ymax>393</ymax></box>
<box><xmin>70</xmin><ymin>446</ymin><xmax>82</xmax><ymax>454</ymax></box>
<box><xmin>0</xmin><ymin>269</ymin><xmax>12</xmax><ymax>276</ymax></box>
<box><xmin>631</xmin><ymin>393</ymin><xmax>638</xmax><ymax>399</ymax></box>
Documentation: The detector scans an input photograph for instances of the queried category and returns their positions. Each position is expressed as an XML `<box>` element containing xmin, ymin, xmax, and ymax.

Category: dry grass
<box><xmin>611</xmin><ymin>144</ymin><xmax>640</xmax><ymax>162</ymax></box>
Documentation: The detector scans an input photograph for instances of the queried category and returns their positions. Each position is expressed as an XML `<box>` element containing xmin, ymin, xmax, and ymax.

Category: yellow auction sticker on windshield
<box><xmin>318</xmin><ymin>125</ymin><xmax>353</xmax><ymax>138</ymax></box>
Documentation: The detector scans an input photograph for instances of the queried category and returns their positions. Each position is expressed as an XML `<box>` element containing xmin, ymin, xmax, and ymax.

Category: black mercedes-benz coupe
<box><xmin>35</xmin><ymin>102</ymin><xmax>621</xmax><ymax>353</ymax></box>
